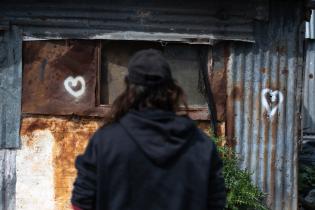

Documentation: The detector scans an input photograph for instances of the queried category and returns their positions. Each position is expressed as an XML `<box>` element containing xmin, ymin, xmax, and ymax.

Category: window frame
<box><xmin>21</xmin><ymin>39</ymin><xmax>211</xmax><ymax>121</ymax></box>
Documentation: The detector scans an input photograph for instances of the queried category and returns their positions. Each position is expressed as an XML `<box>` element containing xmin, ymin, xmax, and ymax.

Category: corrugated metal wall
<box><xmin>303</xmin><ymin>41</ymin><xmax>315</xmax><ymax>134</ymax></box>
<box><xmin>0</xmin><ymin>27</ymin><xmax>21</xmax><ymax>210</ymax></box>
<box><xmin>225</xmin><ymin>1</ymin><xmax>303</xmax><ymax>209</ymax></box>
<box><xmin>0</xmin><ymin>27</ymin><xmax>22</xmax><ymax>148</ymax></box>
<box><xmin>306</xmin><ymin>10</ymin><xmax>315</xmax><ymax>39</ymax></box>
<box><xmin>0</xmin><ymin>150</ymin><xmax>16</xmax><ymax>210</ymax></box>
<box><xmin>304</xmin><ymin>8</ymin><xmax>315</xmax><ymax>134</ymax></box>
<box><xmin>0</xmin><ymin>0</ymin><xmax>305</xmax><ymax>209</ymax></box>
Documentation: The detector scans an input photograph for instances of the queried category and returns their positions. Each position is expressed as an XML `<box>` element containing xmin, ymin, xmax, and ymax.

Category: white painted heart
<box><xmin>64</xmin><ymin>76</ymin><xmax>86</xmax><ymax>98</ymax></box>
<box><xmin>261</xmin><ymin>88</ymin><xmax>284</xmax><ymax>118</ymax></box>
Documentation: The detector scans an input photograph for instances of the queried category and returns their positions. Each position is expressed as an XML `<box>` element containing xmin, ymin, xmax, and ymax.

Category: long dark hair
<box><xmin>105</xmin><ymin>77</ymin><xmax>188</xmax><ymax>124</ymax></box>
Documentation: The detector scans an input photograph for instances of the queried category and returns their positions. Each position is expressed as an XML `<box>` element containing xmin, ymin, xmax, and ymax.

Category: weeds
<box><xmin>210</xmin><ymin>134</ymin><xmax>268</xmax><ymax>210</ymax></box>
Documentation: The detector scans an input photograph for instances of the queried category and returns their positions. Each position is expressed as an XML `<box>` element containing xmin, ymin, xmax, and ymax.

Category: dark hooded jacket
<box><xmin>71</xmin><ymin>109</ymin><xmax>226</xmax><ymax>210</ymax></box>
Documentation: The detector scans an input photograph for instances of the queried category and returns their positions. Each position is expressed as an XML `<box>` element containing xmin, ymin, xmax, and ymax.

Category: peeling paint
<box><xmin>17</xmin><ymin>130</ymin><xmax>55</xmax><ymax>210</ymax></box>
<box><xmin>19</xmin><ymin>117</ymin><xmax>102</xmax><ymax>210</ymax></box>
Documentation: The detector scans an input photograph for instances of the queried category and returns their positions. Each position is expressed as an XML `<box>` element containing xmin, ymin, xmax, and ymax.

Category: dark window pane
<box><xmin>100</xmin><ymin>41</ymin><xmax>207</xmax><ymax>106</ymax></box>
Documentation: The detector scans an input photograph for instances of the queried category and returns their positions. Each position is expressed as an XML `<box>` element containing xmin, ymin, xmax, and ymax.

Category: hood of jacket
<box><xmin>120</xmin><ymin>109</ymin><xmax>196</xmax><ymax>165</ymax></box>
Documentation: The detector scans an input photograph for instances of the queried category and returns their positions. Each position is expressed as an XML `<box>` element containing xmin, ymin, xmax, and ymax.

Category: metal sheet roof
<box><xmin>0</xmin><ymin>2</ymin><xmax>266</xmax><ymax>42</ymax></box>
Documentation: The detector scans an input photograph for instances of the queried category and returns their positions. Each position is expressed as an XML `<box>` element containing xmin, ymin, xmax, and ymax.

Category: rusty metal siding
<box><xmin>0</xmin><ymin>27</ymin><xmax>22</xmax><ymax>148</ymax></box>
<box><xmin>303</xmin><ymin>41</ymin><xmax>315</xmax><ymax>134</ymax></box>
<box><xmin>0</xmin><ymin>1</ymin><xmax>268</xmax><ymax>42</ymax></box>
<box><xmin>18</xmin><ymin>117</ymin><xmax>102</xmax><ymax>210</ymax></box>
<box><xmin>225</xmin><ymin>1</ymin><xmax>303</xmax><ymax>209</ymax></box>
<box><xmin>0</xmin><ymin>149</ymin><xmax>16</xmax><ymax>210</ymax></box>
<box><xmin>16</xmin><ymin>117</ymin><xmax>210</xmax><ymax>209</ymax></box>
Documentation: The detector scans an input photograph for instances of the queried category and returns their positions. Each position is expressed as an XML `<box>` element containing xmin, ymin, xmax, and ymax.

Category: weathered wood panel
<box><xmin>0</xmin><ymin>149</ymin><xmax>17</xmax><ymax>210</ymax></box>
<box><xmin>0</xmin><ymin>26</ymin><xmax>22</xmax><ymax>148</ymax></box>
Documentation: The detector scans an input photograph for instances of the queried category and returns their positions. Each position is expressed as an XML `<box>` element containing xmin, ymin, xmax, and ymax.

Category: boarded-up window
<box><xmin>22</xmin><ymin>40</ymin><xmax>209</xmax><ymax>119</ymax></box>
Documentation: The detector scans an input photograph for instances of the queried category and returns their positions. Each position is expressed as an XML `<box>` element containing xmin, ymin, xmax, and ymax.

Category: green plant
<box><xmin>298</xmin><ymin>163</ymin><xmax>315</xmax><ymax>193</ymax></box>
<box><xmin>211</xmin><ymin>135</ymin><xmax>268</xmax><ymax>210</ymax></box>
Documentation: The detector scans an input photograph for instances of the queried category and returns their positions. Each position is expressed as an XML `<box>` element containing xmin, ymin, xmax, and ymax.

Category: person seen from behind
<box><xmin>71</xmin><ymin>49</ymin><xmax>226</xmax><ymax>210</ymax></box>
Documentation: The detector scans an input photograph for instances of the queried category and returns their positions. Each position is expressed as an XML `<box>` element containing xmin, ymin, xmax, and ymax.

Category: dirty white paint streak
<box><xmin>64</xmin><ymin>76</ymin><xmax>86</xmax><ymax>98</ymax></box>
<box><xmin>16</xmin><ymin>130</ymin><xmax>55</xmax><ymax>210</ymax></box>
<box><xmin>261</xmin><ymin>88</ymin><xmax>284</xmax><ymax>118</ymax></box>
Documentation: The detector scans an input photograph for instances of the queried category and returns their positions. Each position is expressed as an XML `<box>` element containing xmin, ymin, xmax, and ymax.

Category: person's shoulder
<box><xmin>95</xmin><ymin>122</ymin><xmax>124</xmax><ymax>137</ymax></box>
<box><xmin>174</xmin><ymin>115</ymin><xmax>214</xmax><ymax>144</ymax></box>
<box><xmin>87</xmin><ymin>123</ymin><xmax>121</xmax><ymax>144</ymax></box>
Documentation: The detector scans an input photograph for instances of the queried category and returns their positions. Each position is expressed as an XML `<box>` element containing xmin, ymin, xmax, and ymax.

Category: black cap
<box><xmin>127</xmin><ymin>49</ymin><xmax>172</xmax><ymax>86</ymax></box>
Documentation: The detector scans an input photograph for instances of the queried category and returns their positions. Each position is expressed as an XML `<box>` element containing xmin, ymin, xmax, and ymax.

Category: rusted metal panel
<box><xmin>0</xmin><ymin>0</ymin><xmax>269</xmax><ymax>42</ymax></box>
<box><xmin>303</xmin><ymin>40</ymin><xmax>315</xmax><ymax>134</ymax></box>
<box><xmin>0</xmin><ymin>26</ymin><xmax>22</xmax><ymax>148</ymax></box>
<box><xmin>19</xmin><ymin>117</ymin><xmax>102</xmax><ymax>210</ymax></box>
<box><xmin>22</xmin><ymin>40</ymin><xmax>99</xmax><ymax>116</ymax></box>
<box><xmin>0</xmin><ymin>149</ymin><xmax>17</xmax><ymax>210</ymax></box>
<box><xmin>224</xmin><ymin>1</ymin><xmax>303</xmax><ymax>209</ymax></box>
<box><xmin>18</xmin><ymin>116</ymin><xmax>210</xmax><ymax>209</ymax></box>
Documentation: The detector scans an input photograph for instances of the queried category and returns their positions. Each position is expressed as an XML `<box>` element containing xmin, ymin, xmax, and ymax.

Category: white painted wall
<box><xmin>17</xmin><ymin>130</ymin><xmax>55</xmax><ymax>210</ymax></box>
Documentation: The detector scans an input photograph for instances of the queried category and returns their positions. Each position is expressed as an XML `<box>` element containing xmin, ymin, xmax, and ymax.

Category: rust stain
<box><xmin>197</xmin><ymin>121</ymin><xmax>211</xmax><ymax>133</ymax></box>
<box><xmin>216</xmin><ymin>122</ymin><xmax>226</xmax><ymax>137</ymax></box>
<box><xmin>21</xmin><ymin>119</ymin><xmax>50</xmax><ymax>135</ymax></box>
<box><xmin>52</xmin><ymin>120</ymin><xmax>101</xmax><ymax>210</ymax></box>
<box><xmin>262</xmin><ymin>115</ymin><xmax>269</xmax><ymax>193</ymax></box>
<box><xmin>20</xmin><ymin>119</ymin><xmax>51</xmax><ymax>147</ymax></box>
<box><xmin>226</xmin><ymin>88</ymin><xmax>236</xmax><ymax>147</ymax></box>
<box><xmin>255</xmin><ymin>95</ymin><xmax>261</xmax><ymax>144</ymax></box>
<box><xmin>269</xmin><ymin>116</ymin><xmax>278</xmax><ymax>210</ymax></box>
<box><xmin>231</xmin><ymin>85</ymin><xmax>243</xmax><ymax>101</ymax></box>
<box><xmin>260</xmin><ymin>67</ymin><xmax>267</xmax><ymax>74</ymax></box>
<box><xmin>20</xmin><ymin>115</ymin><xmax>213</xmax><ymax>209</ymax></box>
<box><xmin>276</xmin><ymin>46</ymin><xmax>287</xmax><ymax>54</ymax></box>
<box><xmin>281</xmin><ymin>69</ymin><xmax>288</xmax><ymax>75</ymax></box>
<box><xmin>21</xmin><ymin>117</ymin><xmax>102</xmax><ymax>210</ymax></box>
<box><xmin>209</xmin><ymin>43</ymin><xmax>229</xmax><ymax>122</ymax></box>
<box><xmin>210</xmin><ymin>68</ymin><xmax>227</xmax><ymax>122</ymax></box>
